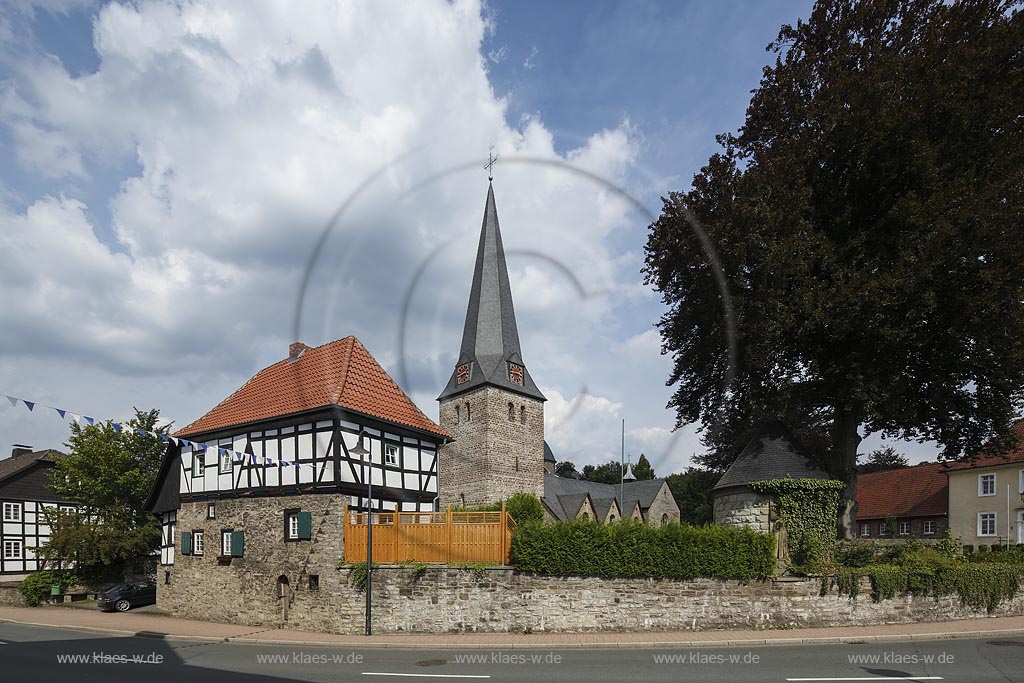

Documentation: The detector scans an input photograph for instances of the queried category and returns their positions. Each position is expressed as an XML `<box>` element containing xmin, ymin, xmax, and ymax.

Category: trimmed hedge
<box><xmin>510</xmin><ymin>519</ymin><xmax>775</xmax><ymax>580</ymax></box>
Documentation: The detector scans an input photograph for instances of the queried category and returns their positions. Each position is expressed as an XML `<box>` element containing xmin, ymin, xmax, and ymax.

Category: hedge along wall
<box><xmin>749</xmin><ymin>478</ymin><xmax>845</xmax><ymax>571</ymax></box>
<box><xmin>510</xmin><ymin>519</ymin><xmax>775</xmax><ymax>580</ymax></box>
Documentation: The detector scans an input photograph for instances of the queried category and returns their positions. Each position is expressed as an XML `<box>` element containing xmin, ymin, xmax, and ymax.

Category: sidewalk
<box><xmin>2</xmin><ymin>605</ymin><xmax>1024</xmax><ymax>649</ymax></box>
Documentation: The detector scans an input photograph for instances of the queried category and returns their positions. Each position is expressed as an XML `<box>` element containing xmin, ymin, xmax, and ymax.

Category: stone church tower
<box><xmin>437</xmin><ymin>182</ymin><xmax>546</xmax><ymax>508</ymax></box>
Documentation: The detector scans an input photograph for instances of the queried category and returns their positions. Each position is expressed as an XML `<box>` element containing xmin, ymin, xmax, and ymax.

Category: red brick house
<box><xmin>855</xmin><ymin>462</ymin><xmax>948</xmax><ymax>539</ymax></box>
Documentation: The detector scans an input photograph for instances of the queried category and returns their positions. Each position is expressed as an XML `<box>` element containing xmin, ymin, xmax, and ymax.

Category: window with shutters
<box><xmin>193</xmin><ymin>530</ymin><xmax>204</xmax><ymax>556</ymax></box>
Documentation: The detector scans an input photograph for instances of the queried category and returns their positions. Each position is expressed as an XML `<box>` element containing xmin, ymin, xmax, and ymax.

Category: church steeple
<box><xmin>438</xmin><ymin>183</ymin><xmax>545</xmax><ymax>402</ymax></box>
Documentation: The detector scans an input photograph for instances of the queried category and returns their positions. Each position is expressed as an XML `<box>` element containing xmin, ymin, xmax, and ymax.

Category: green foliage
<box><xmin>642</xmin><ymin>0</ymin><xmax>1024</xmax><ymax>538</ymax></box>
<box><xmin>554</xmin><ymin>461</ymin><xmax>578</xmax><ymax>478</ymax></box>
<box><xmin>749</xmin><ymin>478</ymin><xmax>845</xmax><ymax>572</ymax></box>
<box><xmin>631</xmin><ymin>454</ymin><xmax>656</xmax><ymax>481</ymax></box>
<box><xmin>511</xmin><ymin>518</ymin><xmax>774</xmax><ymax>580</ymax></box>
<box><xmin>42</xmin><ymin>409</ymin><xmax>167</xmax><ymax>583</ymax></box>
<box><xmin>347</xmin><ymin>562</ymin><xmax>379</xmax><ymax>591</ymax></box>
<box><xmin>454</xmin><ymin>562</ymin><xmax>492</xmax><ymax>577</ymax></box>
<box><xmin>665</xmin><ymin>468</ymin><xmax>720</xmax><ymax>525</ymax></box>
<box><xmin>504</xmin><ymin>492</ymin><xmax>544</xmax><ymax>525</ymax></box>
<box><xmin>829</xmin><ymin>539</ymin><xmax>1024</xmax><ymax>611</ymax></box>
<box><xmin>936</xmin><ymin>530</ymin><xmax>961</xmax><ymax>558</ymax></box>
<box><xmin>19</xmin><ymin>571</ymin><xmax>58</xmax><ymax>607</ymax></box>
<box><xmin>857</xmin><ymin>447</ymin><xmax>909</xmax><ymax>473</ymax></box>
<box><xmin>883</xmin><ymin>517</ymin><xmax>897</xmax><ymax>537</ymax></box>
<box><xmin>580</xmin><ymin>461</ymin><xmax>623</xmax><ymax>485</ymax></box>
<box><xmin>834</xmin><ymin>541</ymin><xmax>881</xmax><ymax>568</ymax></box>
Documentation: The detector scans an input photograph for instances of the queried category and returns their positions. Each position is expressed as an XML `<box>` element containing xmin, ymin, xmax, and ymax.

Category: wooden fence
<box><xmin>343</xmin><ymin>504</ymin><xmax>517</xmax><ymax>565</ymax></box>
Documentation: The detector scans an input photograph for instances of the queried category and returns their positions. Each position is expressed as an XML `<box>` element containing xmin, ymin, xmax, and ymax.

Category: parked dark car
<box><xmin>96</xmin><ymin>580</ymin><xmax>157</xmax><ymax>612</ymax></box>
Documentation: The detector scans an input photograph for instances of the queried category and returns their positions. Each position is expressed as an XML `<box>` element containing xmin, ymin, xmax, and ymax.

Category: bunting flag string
<box><xmin>1</xmin><ymin>391</ymin><xmax>320</xmax><ymax>473</ymax></box>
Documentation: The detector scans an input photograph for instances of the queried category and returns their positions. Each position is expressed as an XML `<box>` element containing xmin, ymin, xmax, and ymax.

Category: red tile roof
<box><xmin>176</xmin><ymin>337</ymin><xmax>449</xmax><ymax>439</ymax></box>
<box><xmin>939</xmin><ymin>420</ymin><xmax>1024</xmax><ymax>471</ymax></box>
<box><xmin>856</xmin><ymin>462</ymin><xmax>948</xmax><ymax>519</ymax></box>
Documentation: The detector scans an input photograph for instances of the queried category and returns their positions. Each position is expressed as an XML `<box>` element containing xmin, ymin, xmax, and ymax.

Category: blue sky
<box><xmin>0</xmin><ymin>0</ymin><xmax>940</xmax><ymax>474</ymax></box>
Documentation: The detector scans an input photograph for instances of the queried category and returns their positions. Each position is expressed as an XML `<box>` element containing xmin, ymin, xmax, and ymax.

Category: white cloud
<box><xmin>0</xmin><ymin>0</ymin><xmax>651</xmax><ymax>460</ymax></box>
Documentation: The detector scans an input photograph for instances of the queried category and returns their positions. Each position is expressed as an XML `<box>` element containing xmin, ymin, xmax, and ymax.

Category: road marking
<box><xmin>362</xmin><ymin>674</ymin><xmax>490</xmax><ymax>679</ymax></box>
<box><xmin>786</xmin><ymin>678</ymin><xmax>943</xmax><ymax>682</ymax></box>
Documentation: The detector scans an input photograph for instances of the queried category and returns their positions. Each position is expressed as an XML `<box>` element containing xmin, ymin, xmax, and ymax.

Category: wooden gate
<box><xmin>344</xmin><ymin>503</ymin><xmax>516</xmax><ymax>565</ymax></box>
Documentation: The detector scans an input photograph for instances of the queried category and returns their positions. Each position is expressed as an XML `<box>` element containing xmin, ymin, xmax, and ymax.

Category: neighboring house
<box><xmin>540</xmin><ymin>472</ymin><xmax>680</xmax><ymax>525</ymax></box>
<box><xmin>944</xmin><ymin>420</ymin><xmax>1024</xmax><ymax>547</ymax></box>
<box><xmin>0</xmin><ymin>446</ymin><xmax>78</xmax><ymax>580</ymax></box>
<box><xmin>854</xmin><ymin>462</ymin><xmax>948</xmax><ymax>539</ymax></box>
<box><xmin>144</xmin><ymin>336</ymin><xmax>449</xmax><ymax>625</ymax></box>
<box><xmin>712</xmin><ymin>420</ymin><xmax>833</xmax><ymax>535</ymax></box>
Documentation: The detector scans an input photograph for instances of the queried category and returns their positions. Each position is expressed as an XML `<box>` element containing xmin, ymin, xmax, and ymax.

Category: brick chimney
<box><xmin>11</xmin><ymin>444</ymin><xmax>33</xmax><ymax>458</ymax></box>
<box><xmin>288</xmin><ymin>342</ymin><xmax>311</xmax><ymax>363</ymax></box>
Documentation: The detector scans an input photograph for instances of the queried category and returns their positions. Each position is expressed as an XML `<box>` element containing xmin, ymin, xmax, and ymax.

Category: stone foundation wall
<box><xmin>713</xmin><ymin>489</ymin><xmax>771</xmax><ymax>534</ymax></box>
<box><xmin>161</xmin><ymin>562</ymin><xmax>1024</xmax><ymax>635</ymax></box>
<box><xmin>0</xmin><ymin>583</ymin><xmax>24</xmax><ymax>607</ymax></box>
<box><xmin>158</xmin><ymin>493</ymin><xmax>349</xmax><ymax>630</ymax></box>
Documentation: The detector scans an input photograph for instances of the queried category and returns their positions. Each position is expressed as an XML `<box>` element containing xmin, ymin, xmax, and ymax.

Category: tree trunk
<box><xmin>829</xmin><ymin>407</ymin><xmax>862</xmax><ymax>540</ymax></box>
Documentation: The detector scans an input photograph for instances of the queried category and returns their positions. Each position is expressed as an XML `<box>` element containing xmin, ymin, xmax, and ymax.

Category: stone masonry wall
<box><xmin>175</xmin><ymin>565</ymin><xmax>1024</xmax><ymax>635</ymax></box>
<box><xmin>439</xmin><ymin>386</ymin><xmax>545</xmax><ymax>508</ymax></box>
<box><xmin>0</xmin><ymin>584</ymin><xmax>24</xmax><ymax>607</ymax></box>
<box><xmin>158</xmin><ymin>493</ymin><xmax>350</xmax><ymax>631</ymax></box>
<box><xmin>713</xmin><ymin>489</ymin><xmax>771</xmax><ymax>534</ymax></box>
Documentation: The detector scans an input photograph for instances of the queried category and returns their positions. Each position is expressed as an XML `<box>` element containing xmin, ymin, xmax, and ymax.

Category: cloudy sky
<box><xmin>0</xmin><ymin>0</ymin><xmax>941</xmax><ymax>475</ymax></box>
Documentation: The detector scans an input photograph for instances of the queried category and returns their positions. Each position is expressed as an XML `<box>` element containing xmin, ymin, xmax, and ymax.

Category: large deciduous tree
<box><xmin>643</xmin><ymin>0</ymin><xmax>1024</xmax><ymax>538</ymax></box>
<box><xmin>43</xmin><ymin>409</ymin><xmax>168</xmax><ymax>582</ymax></box>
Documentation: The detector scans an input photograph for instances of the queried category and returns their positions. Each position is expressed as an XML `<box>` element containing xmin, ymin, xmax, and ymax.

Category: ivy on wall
<box><xmin>749</xmin><ymin>478</ymin><xmax>845</xmax><ymax>573</ymax></box>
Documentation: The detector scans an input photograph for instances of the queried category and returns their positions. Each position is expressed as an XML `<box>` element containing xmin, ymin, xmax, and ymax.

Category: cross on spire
<box><xmin>484</xmin><ymin>145</ymin><xmax>498</xmax><ymax>181</ymax></box>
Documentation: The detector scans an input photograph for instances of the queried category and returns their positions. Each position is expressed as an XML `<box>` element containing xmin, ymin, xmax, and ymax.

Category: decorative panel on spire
<box><xmin>438</xmin><ymin>183</ymin><xmax>545</xmax><ymax>402</ymax></box>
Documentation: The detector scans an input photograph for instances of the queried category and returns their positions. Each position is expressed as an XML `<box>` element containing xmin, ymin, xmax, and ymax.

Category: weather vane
<box><xmin>484</xmin><ymin>145</ymin><xmax>498</xmax><ymax>181</ymax></box>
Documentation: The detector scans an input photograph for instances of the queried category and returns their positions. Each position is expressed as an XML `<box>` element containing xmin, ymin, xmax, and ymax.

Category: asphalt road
<box><xmin>1</xmin><ymin>622</ymin><xmax>1022</xmax><ymax>682</ymax></box>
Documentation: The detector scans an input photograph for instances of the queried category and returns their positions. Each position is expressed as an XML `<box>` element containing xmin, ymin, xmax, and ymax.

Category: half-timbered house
<box><xmin>1</xmin><ymin>446</ymin><xmax>78</xmax><ymax>580</ymax></box>
<box><xmin>145</xmin><ymin>336</ymin><xmax>448</xmax><ymax>626</ymax></box>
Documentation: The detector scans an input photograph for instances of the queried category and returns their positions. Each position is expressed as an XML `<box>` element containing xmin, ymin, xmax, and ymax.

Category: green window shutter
<box><xmin>181</xmin><ymin>531</ymin><xmax>192</xmax><ymax>555</ymax></box>
<box><xmin>297</xmin><ymin>512</ymin><xmax>312</xmax><ymax>540</ymax></box>
<box><xmin>231</xmin><ymin>530</ymin><xmax>245</xmax><ymax>557</ymax></box>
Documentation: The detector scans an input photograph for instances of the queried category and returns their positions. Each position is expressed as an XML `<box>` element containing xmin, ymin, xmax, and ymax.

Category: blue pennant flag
<box><xmin>136</xmin><ymin>429</ymin><xmax>148</xmax><ymax>437</ymax></box>
<box><xmin>159</xmin><ymin>434</ymin><xmax>170</xmax><ymax>442</ymax></box>
<box><xmin>218</xmin><ymin>448</ymin><xmax>227</xmax><ymax>456</ymax></box>
<box><xmin>23</xmin><ymin>401</ymin><xmax>34</xmax><ymax>412</ymax></box>
<box><xmin>293</xmin><ymin>462</ymin><xmax>301</xmax><ymax>469</ymax></box>
<box><xmin>250</xmin><ymin>454</ymin><xmax>257</xmax><ymax>464</ymax></box>
<box><xmin>84</xmin><ymin>416</ymin><xmax>95</xmax><ymax>426</ymax></box>
<box><xmin>55</xmin><ymin>408</ymin><xmax>66</xmax><ymax>419</ymax></box>
<box><xmin>281</xmin><ymin>460</ymin><xmax>291</xmax><ymax>467</ymax></box>
<box><xmin>113</xmin><ymin>423</ymin><xmax>123</xmax><ymax>433</ymax></box>
<box><xmin>234</xmin><ymin>452</ymin><xmax>243</xmax><ymax>462</ymax></box>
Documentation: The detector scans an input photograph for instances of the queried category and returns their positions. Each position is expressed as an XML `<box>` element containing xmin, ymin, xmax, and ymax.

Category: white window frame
<box><xmin>860</xmin><ymin>522</ymin><xmax>871</xmax><ymax>537</ymax></box>
<box><xmin>207</xmin><ymin>503</ymin><xmax>216</xmax><ymax>519</ymax></box>
<box><xmin>979</xmin><ymin>473</ymin><xmax>996</xmax><ymax>496</ymax></box>
<box><xmin>384</xmin><ymin>444</ymin><xmax>398</xmax><ymax>466</ymax></box>
<box><xmin>221</xmin><ymin>531</ymin><xmax>232</xmax><ymax>556</ymax></box>
<box><xmin>978</xmin><ymin>512</ymin><xmax>997</xmax><ymax>537</ymax></box>
<box><xmin>899</xmin><ymin>521</ymin><xmax>911</xmax><ymax>536</ymax></box>
<box><xmin>219</xmin><ymin>450</ymin><xmax>232</xmax><ymax>474</ymax></box>
<box><xmin>193</xmin><ymin>531</ymin><xmax>204</xmax><ymax>556</ymax></box>
<box><xmin>287</xmin><ymin>512</ymin><xmax>299</xmax><ymax>540</ymax></box>
<box><xmin>1019</xmin><ymin>469</ymin><xmax>1024</xmax><ymax>495</ymax></box>
<box><xmin>3</xmin><ymin>539</ymin><xmax>23</xmax><ymax>559</ymax></box>
<box><xmin>193</xmin><ymin>449</ymin><xmax>206</xmax><ymax>478</ymax></box>
<box><xmin>923</xmin><ymin>520</ymin><xmax>936</xmax><ymax>535</ymax></box>
<box><xmin>3</xmin><ymin>502</ymin><xmax>22</xmax><ymax>522</ymax></box>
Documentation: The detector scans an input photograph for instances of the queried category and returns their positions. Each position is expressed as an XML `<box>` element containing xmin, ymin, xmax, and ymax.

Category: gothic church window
<box><xmin>508</xmin><ymin>402</ymin><xmax>515</xmax><ymax>420</ymax></box>
<box><xmin>520</xmin><ymin>405</ymin><xmax>526</xmax><ymax>424</ymax></box>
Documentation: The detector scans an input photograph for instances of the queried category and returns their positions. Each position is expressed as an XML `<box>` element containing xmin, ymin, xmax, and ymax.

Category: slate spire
<box><xmin>438</xmin><ymin>183</ymin><xmax>545</xmax><ymax>401</ymax></box>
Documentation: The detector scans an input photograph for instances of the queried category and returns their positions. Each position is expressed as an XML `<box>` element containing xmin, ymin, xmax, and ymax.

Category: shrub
<box><xmin>936</xmin><ymin>529</ymin><xmax>960</xmax><ymax>557</ymax></box>
<box><xmin>504</xmin><ymin>492</ymin><xmax>544</xmax><ymax>525</ymax></box>
<box><xmin>963</xmin><ymin>545</ymin><xmax>974</xmax><ymax>554</ymax></box>
<box><xmin>835</xmin><ymin>541</ymin><xmax>882</xmax><ymax>568</ymax></box>
<box><xmin>19</xmin><ymin>571</ymin><xmax>58</xmax><ymax>607</ymax></box>
<box><xmin>511</xmin><ymin>519</ymin><xmax>775</xmax><ymax>580</ymax></box>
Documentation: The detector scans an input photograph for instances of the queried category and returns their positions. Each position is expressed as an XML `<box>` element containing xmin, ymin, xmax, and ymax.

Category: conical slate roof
<box><xmin>713</xmin><ymin>420</ymin><xmax>831</xmax><ymax>490</ymax></box>
<box><xmin>438</xmin><ymin>183</ymin><xmax>545</xmax><ymax>402</ymax></box>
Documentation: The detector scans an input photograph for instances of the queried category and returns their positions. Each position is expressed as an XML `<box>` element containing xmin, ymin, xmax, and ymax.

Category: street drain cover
<box><xmin>986</xmin><ymin>640</ymin><xmax>1024</xmax><ymax>647</ymax></box>
<box><xmin>416</xmin><ymin>659</ymin><xmax>447</xmax><ymax>666</ymax></box>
